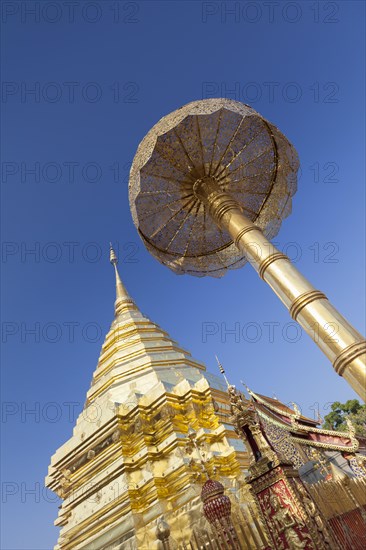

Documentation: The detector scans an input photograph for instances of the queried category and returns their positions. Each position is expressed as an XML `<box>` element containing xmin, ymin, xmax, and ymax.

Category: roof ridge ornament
<box><xmin>290</xmin><ymin>401</ymin><xmax>301</xmax><ymax>418</ymax></box>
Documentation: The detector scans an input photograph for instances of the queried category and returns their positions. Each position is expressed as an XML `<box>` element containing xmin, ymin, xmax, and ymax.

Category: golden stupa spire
<box><xmin>109</xmin><ymin>243</ymin><xmax>135</xmax><ymax>315</ymax></box>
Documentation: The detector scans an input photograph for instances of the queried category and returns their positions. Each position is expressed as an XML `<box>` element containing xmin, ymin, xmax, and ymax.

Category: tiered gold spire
<box><xmin>109</xmin><ymin>243</ymin><xmax>136</xmax><ymax>315</ymax></box>
<box><xmin>46</xmin><ymin>249</ymin><xmax>252</xmax><ymax>550</ymax></box>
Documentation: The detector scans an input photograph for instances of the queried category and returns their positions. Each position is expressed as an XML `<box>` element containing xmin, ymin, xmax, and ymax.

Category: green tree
<box><xmin>323</xmin><ymin>399</ymin><xmax>366</xmax><ymax>437</ymax></box>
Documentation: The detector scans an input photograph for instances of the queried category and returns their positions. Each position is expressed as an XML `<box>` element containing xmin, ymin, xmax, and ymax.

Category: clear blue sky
<box><xmin>1</xmin><ymin>1</ymin><xmax>365</xmax><ymax>548</ymax></box>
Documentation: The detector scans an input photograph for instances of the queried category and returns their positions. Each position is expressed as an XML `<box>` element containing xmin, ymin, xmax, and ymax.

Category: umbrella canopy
<box><xmin>129</xmin><ymin>99</ymin><xmax>299</xmax><ymax>277</ymax></box>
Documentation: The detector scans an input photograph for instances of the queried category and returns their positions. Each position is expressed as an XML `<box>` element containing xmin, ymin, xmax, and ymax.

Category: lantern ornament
<box><xmin>129</xmin><ymin>98</ymin><xmax>366</xmax><ymax>400</ymax></box>
<box><xmin>201</xmin><ymin>479</ymin><xmax>240</xmax><ymax>549</ymax></box>
<box><xmin>201</xmin><ymin>479</ymin><xmax>232</xmax><ymax>522</ymax></box>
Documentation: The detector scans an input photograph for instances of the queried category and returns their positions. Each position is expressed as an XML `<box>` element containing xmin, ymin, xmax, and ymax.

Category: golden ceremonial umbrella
<box><xmin>129</xmin><ymin>99</ymin><xmax>366</xmax><ymax>400</ymax></box>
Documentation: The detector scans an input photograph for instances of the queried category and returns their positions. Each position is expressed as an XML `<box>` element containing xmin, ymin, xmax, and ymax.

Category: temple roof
<box><xmin>246</xmin><ymin>388</ymin><xmax>359</xmax><ymax>453</ymax></box>
<box><xmin>249</xmin><ymin>391</ymin><xmax>319</xmax><ymax>426</ymax></box>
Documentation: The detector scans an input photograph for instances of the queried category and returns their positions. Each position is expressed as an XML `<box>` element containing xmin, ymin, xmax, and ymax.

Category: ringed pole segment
<box><xmin>129</xmin><ymin>98</ymin><xmax>366</xmax><ymax>400</ymax></box>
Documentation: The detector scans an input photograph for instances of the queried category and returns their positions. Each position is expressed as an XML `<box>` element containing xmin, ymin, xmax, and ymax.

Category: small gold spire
<box><xmin>215</xmin><ymin>355</ymin><xmax>230</xmax><ymax>388</ymax></box>
<box><xmin>290</xmin><ymin>401</ymin><xmax>301</xmax><ymax>417</ymax></box>
<box><xmin>240</xmin><ymin>380</ymin><xmax>251</xmax><ymax>395</ymax></box>
<box><xmin>316</xmin><ymin>404</ymin><xmax>323</xmax><ymax>424</ymax></box>
<box><xmin>109</xmin><ymin>243</ymin><xmax>135</xmax><ymax>315</ymax></box>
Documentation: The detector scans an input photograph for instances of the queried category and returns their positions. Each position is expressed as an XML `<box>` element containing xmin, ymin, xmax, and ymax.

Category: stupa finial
<box><xmin>110</xmin><ymin>242</ymin><xmax>118</xmax><ymax>265</ymax></box>
<box><xmin>109</xmin><ymin>243</ymin><xmax>135</xmax><ymax>315</ymax></box>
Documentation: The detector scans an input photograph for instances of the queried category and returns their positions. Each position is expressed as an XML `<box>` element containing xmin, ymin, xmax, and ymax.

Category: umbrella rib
<box><xmin>220</xmin><ymin>168</ymin><xmax>273</xmax><ymax>185</ymax></box>
<box><xmin>149</xmin><ymin>197</ymin><xmax>196</xmax><ymax>239</ymax></box>
<box><xmin>153</xmin><ymin>146</ymin><xmax>197</xmax><ymax>181</ymax></box>
<box><xmin>215</xmin><ymin>229</ymin><xmax>232</xmax><ymax>268</ymax></box>
<box><xmin>166</xmin><ymin>199</ymin><xmax>198</xmax><ymax>251</ymax></box>
<box><xmin>211</xmin><ymin>115</ymin><xmax>246</xmax><ymax>177</ymax></box>
<box><xmin>195</xmin><ymin>115</ymin><xmax>205</xmax><ymax>176</ymax></box>
<box><xmin>218</xmin><ymin>146</ymin><xmax>273</xmax><ymax>183</ymax></box>
<box><xmin>241</xmin><ymin>206</ymin><xmax>258</xmax><ymax>217</ymax></box>
<box><xmin>172</xmin><ymin>127</ymin><xmax>201</xmax><ymax>180</ymax></box>
<box><xmin>138</xmin><ymin>190</ymin><xmax>187</xmax><ymax>196</ymax></box>
<box><xmin>214</xmin><ymin>126</ymin><xmax>265</xmax><ymax>180</ymax></box>
<box><xmin>229</xmin><ymin>189</ymin><xmax>268</xmax><ymax>195</ymax></box>
<box><xmin>202</xmin><ymin>205</ymin><xmax>207</xmax><ymax>256</ymax></box>
<box><xmin>139</xmin><ymin>194</ymin><xmax>193</xmax><ymax>221</ymax></box>
<box><xmin>217</xmin><ymin>223</ymin><xmax>231</xmax><ymax>257</ymax></box>
<box><xmin>141</xmin><ymin>171</ymin><xmax>191</xmax><ymax>186</ymax></box>
<box><xmin>208</xmin><ymin>109</ymin><xmax>223</xmax><ymax>176</ymax></box>
<box><xmin>216</xmin><ymin>167</ymin><xmax>273</xmax><ymax>186</ymax></box>
<box><xmin>183</xmin><ymin>201</ymin><xmax>201</xmax><ymax>257</ymax></box>
<box><xmin>240</xmin><ymin>146</ymin><xmax>273</xmax><ymax>168</ymax></box>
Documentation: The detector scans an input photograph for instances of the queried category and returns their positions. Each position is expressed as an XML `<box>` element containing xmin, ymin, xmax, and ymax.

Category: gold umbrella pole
<box><xmin>194</xmin><ymin>177</ymin><xmax>366</xmax><ymax>400</ymax></box>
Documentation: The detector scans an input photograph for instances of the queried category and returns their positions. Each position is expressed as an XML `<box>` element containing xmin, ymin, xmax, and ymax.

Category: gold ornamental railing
<box><xmin>307</xmin><ymin>477</ymin><xmax>366</xmax><ymax>550</ymax></box>
<box><xmin>177</xmin><ymin>502</ymin><xmax>269</xmax><ymax>550</ymax></box>
<box><xmin>307</xmin><ymin>477</ymin><xmax>366</xmax><ymax>519</ymax></box>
